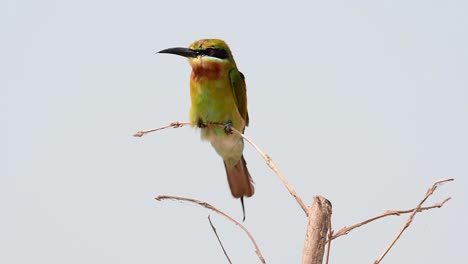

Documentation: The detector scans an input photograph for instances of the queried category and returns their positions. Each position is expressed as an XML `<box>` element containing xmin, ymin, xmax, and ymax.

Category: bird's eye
<box><xmin>205</xmin><ymin>48</ymin><xmax>216</xmax><ymax>56</ymax></box>
<box><xmin>202</xmin><ymin>48</ymin><xmax>228</xmax><ymax>59</ymax></box>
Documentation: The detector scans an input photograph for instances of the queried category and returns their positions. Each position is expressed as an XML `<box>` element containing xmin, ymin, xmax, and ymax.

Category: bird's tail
<box><xmin>224</xmin><ymin>156</ymin><xmax>255</xmax><ymax>220</ymax></box>
<box><xmin>224</xmin><ymin>155</ymin><xmax>255</xmax><ymax>198</ymax></box>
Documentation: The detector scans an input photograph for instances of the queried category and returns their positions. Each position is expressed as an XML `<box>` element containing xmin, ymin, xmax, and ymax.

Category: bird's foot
<box><xmin>224</xmin><ymin>122</ymin><xmax>233</xmax><ymax>135</ymax></box>
<box><xmin>197</xmin><ymin>119</ymin><xmax>207</xmax><ymax>129</ymax></box>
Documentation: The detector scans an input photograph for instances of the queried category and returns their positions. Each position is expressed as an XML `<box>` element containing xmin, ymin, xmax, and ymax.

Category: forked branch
<box><xmin>155</xmin><ymin>195</ymin><xmax>266</xmax><ymax>264</ymax></box>
<box><xmin>138</xmin><ymin>122</ymin><xmax>453</xmax><ymax>264</ymax></box>
<box><xmin>373</xmin><ymin>178</ymin><xmax>453</xmax><ymax>263</ymax></box>
<box><xmin>331</xmin><ymin>197</ymin><xmax>451</xmax><ymax>240</ymax></box>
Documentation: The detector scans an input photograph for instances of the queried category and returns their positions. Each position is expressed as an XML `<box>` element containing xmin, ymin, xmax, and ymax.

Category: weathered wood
<box><xmin>302</xmin><ymin>196</ymin><xmax>332</xmax><ymax>264</ymax></box>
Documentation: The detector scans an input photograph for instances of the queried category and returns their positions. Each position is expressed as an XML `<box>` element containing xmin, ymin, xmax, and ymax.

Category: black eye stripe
<box><xmin>202</xmin><ymin>48</ymin><xmax>229</xmax><ymax>59</ymax></box>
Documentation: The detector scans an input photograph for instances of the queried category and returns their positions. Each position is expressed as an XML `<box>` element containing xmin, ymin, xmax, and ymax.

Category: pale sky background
<box><xmin>2</xmin><ymin>0</ymin><xmax>467</xmax><ymax>263</ymax></box>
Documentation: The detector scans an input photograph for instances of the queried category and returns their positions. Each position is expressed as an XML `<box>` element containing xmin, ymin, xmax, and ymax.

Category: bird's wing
<box><xmin>229</xmin><ymin>69</ymin><xmax>249</xmax><ymax>126</ymax></box>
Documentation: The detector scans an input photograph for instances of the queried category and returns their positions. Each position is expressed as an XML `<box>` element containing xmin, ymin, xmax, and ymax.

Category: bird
<box><xmin>158</xmin><ymin>39</ymin><xmax>254</xmax><ymax>220</ymax></box>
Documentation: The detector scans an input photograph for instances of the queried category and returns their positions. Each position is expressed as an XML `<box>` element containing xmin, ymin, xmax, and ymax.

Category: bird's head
<box><xmin>158</xmin><ymin>39</ymin><xmax>236</xmax><ymax>69</ymax></box>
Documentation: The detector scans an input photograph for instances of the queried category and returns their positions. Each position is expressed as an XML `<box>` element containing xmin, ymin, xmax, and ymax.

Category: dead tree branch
<box><xmin>373</xmin><ymin>178</ymin><xmax>454</xmax><ymax>263</ymax></box>
<box><xmin>325</xmin><ymin>206</ymin><xmax>333</xmax><ymax>264</ymax></box>
<box><xmin>331</xmin><ymin>197</ymin><xmax>451</xmax><ymax>240</ymax></box>
<box><xmin>138</xmin><ymin>122</ymin><xmax>453</xmax><ymax>264</ymax></box>
<box><xmin>155</xmin><ymin>195</ymin><xmax>266</xmax><ymax>264</ymax></box>
<box><xmin>302</xmin><ymin>196</ymin><xmax>332</xmax><ymax>264</ymax></box>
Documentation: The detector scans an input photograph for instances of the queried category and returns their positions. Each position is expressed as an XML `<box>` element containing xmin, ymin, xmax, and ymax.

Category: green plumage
<box><xmin>158</xmin><ymin>39</ymin><xmax>254</xmax><ymax>219</ymax></box>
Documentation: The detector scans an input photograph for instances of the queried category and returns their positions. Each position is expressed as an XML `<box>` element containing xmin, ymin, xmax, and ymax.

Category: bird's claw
<box><xmin>197</xmin><ymin>119</ymin><xmax>207</xmax><ymax>128</ymax></box>
<box><xmin>224</xmin><ymin>122</ymin><xmax>233</xmax><ymax>135</ymax></box>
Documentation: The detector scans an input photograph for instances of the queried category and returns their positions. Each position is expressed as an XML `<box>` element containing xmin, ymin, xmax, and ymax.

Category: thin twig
<box><xmin>324</xmin><ymin>206</ymin><xmax>333</xmax><ymax>264</ymax></box>
<box><xmin>133</xmin><ymin>121</ymin><xmax>190</xmax><ymax>137</ymax></box>
<box><xmin>155</xmin><ymin>195</ymin><xmax>266</xmax><ymax>264</ymax></box>
<box><xmin>208</xmin><ymin>215</ymin><xmax>232</xmax><ymax>264</ymax></box>
<box><xmin>373</xmin><ymin>178</ymin><xmax>454</xmax><ymax>264</ymax></box>
<box><xmin>229</xmin><ymin>126</ymin><xmax>309</xmax><ymax>216</ymax></box>
<box><xmin>331</xmin><ymin>197</ymin><xmax>451</xmax><ymax>240</ymax></box>
<box><xmin>136</xmin><ymin>121</ymin><xmax>309</xmax><ymax>216</ymax></box>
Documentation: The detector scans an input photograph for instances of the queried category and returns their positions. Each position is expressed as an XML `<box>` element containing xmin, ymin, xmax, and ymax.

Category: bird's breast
<box><xmin>190</xmin><ymin>60</ymin><xmax>223</xmax><ymax>82</ymax></box>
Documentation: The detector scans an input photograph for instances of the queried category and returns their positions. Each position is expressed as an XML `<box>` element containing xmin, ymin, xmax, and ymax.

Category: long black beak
<box><xmin>157</xmin><ymin>47</ymin><xmax>199</xmax><ymax>58</ymax></box>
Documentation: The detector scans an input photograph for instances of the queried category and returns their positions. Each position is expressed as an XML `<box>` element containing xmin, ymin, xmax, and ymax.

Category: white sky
<box><xmin>2</xmin><ymin>0</ymin><xmax>467</xmax><ymax>263</ymax></box>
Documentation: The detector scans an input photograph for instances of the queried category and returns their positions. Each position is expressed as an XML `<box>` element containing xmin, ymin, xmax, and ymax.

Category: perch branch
<box><xmin>155</xmin><ymin>195</ymin><xmax>265</xmax><ymax>264</ymax></box>
<box><xmin>133</xmin><ymin>121</ymin><xmax>190</xmax><ymax>137</ymax></box>
<box><xmin>136</xmin><ymin>121</ymin><xmax>308</xmax><ymax>216</ymax></box>
<box><xmin>373</xmin><ymin>178</ymin><xmax>454</xmax><ymax>264</ymax></box>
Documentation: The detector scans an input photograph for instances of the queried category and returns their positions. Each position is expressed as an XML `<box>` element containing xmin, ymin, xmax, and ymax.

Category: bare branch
<box><xmin>302</xmin><ymin>196</ymin><xmax>332</xmax><ymax>264</ymax></box>
<box><xmin>324</xmin><ymin>206</ymin><xmax>333</xmax><ymax>264</ymax></box>
<box><xmin>155</xmin><ymin>195</ymin><xmax>266</xmax><ymax>264</ymax></box>
<box><xmin>136</xmin><ymin>121</ymin><xmax>309</xmax><ymax>216</ymax></box>
<box><xmin>229</xmin><ymin>126</ymin><xmax>309</xmax><ymax>216</ymax></box>
<box><xmin>373</xmin><ymin>178</ymin><xmax>454</xmax><ymax>264</ymax></box>
<box><xmin>208</xmin><ymin>215</ymin><xmax>232</xmax><ymax>264</ymax></box>
<box><xmin>139</xmin><ymin>123</ymin><xmax>454</xmax><ymax>263</ymax></box>
<box><xmin>331</xmin><ymin>197</ymin><xmax>451</xmax><ymax>240</ymax></box>
<box><xmin>133</xmin><ymin>121</ymin><xmax>190</xmax><ymax>137</ymax></box>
